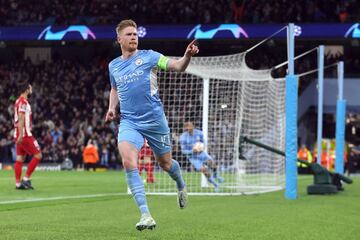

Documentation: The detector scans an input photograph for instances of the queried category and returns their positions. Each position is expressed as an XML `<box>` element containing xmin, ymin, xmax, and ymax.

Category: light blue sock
<box><xmin>126</xmin><ymin>168</ymin><xmax>149</xmax><ymax>215</ymax></box>
<box><xmin>167</xmin><ymin>159</ymin><xmax>185</xmax><ymax>191</ymax></box>
<box><xmin>208</xmin><ymin>176</ymin><xmax>219</xmax><ymax>188</ymax></box>
<box><xmin>212</xmin><ymin>168</ymin><xmax>218</xmax><ymax>179</ymax></box>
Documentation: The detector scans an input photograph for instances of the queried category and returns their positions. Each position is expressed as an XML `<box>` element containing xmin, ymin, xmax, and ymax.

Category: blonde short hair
<box><xmin>116</xmin><ymin>19</ymin><xmax>137</xmax><ymax>36</ymax></box>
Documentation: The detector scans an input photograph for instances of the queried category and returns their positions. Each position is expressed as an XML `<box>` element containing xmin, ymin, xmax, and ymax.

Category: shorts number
<box><xmin>160</xmin><ymin>134</ymin><xmax>171</xmax><ymax>147</ymax></box>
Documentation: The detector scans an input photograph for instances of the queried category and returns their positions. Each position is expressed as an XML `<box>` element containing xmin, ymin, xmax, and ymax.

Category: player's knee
<box><xmin>200</xmin><ymin>167</ymin><xmax>210</xmax><ymax>177</ymax></box>
<box><xmin>118</xmin><ymin>143</ymin><xmax>139</xmax><ymax>169</ymax></box>
<box><xmin>16</xmin><ymin>156</ymin><xmax>25</xmax><ymax>162</ymax></box>
<box><xmin>120</xmin><ymin>148</ymin><xmax>137</xmax><ymax>169</ymax></box>
<box><xmin>35</xmin><ymin>152</ymin><xmax>42</xmax><ymax>160</ymax></box>
<box><xmin>159</xmin><ymin>160</ymin><xmax>172</xmax><ymax>171</ymax></box>
<box><xmin>156</xmin><ymin>152</ymin><xmax>172</xmax><ymax>171</ymax></box>
<box><xmin>122</xmin><ymin>159</ymin><xmax>137</xmax><ymax>170</ymax></box>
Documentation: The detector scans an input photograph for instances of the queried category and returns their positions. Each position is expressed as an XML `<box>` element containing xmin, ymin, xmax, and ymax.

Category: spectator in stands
<box><xmin>82</xmin><ymin>139</ymin><xmax>99</xmax><ymax>171</ymax></box>
<box><xmin>297</xmin><ymin>144</ymin><xmax>313</xmax><ymax>174</ymax></box>
<box><xmin>348</xmin><ymin>144</ymin><xmax>360</xmax><ymax>174</ymax></box>
<box><xmin>69</xmin><ymin>146</ymin><xmax>83</xmax><ymax>170</ymax></box>
<box><xmin>1</xmin><ymin>0</ymin><xmax>359</xmax><ymax>26</ymax></box>
<box><xmin>232</xmin><ymin>0</ymin><xmax>246</xmax><ymax>23</ymax></box>
<box><xmin>339</xmin><ymin>7</ymin><xmax>349</xmax><ymax>22</ymax></box>
<box><xmin>100</xmin><ymin>143</ymin><xmax>109</xmax><ymax>168</ymax></box>
<box><xmin>50</xmin><ymin>126</ymin><xmax>62</xmax><ymax>143</ymax></box>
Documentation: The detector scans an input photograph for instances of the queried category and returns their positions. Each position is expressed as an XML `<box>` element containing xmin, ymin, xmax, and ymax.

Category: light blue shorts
<box><xmin>118</xmin><ymin>117</ymin><xmax>171</xmax><ymax>156</ymax></box>
<box><xmin>189</xmin><ymin>151</ymin><xmax>213</xmax><ymax>171</ymax></box>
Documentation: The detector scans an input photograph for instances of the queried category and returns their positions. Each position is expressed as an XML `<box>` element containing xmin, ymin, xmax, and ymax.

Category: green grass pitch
<box><xmin>0</xmin><ymin>170</ymin><xmax>359</xmax><ymax>240</ymax></box>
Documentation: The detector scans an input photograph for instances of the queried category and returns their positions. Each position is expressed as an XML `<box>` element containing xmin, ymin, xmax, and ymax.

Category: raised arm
<box><xmin>167</xmin><ymin>40</ymin><xmax>199</xmax><ymax>72</ymax></box>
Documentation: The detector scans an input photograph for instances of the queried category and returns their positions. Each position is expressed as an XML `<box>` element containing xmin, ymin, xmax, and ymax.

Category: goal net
<box><xmin>142</xmin><ymin>52</ymin><xmax>286</xmax><ymax>195</ymax></box>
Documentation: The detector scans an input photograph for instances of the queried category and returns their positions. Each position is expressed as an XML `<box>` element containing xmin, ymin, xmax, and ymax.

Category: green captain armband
<box><xmin>157</xmin><ymin>55</ymin><xmax>169</xmax><ymax>70</ymax></box>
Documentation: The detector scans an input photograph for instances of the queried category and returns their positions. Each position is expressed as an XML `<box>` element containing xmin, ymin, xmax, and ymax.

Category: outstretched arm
<box><xmin>167</xmin><ymin>40</ymin><xmax>199</xmax><ymax>72</ymax></box>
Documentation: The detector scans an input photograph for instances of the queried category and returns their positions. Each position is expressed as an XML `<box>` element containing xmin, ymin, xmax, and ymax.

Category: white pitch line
<box><xmin>0</xmin><ymin>193</ymin><xmax>128</xmax><ymax>205</ymax></box>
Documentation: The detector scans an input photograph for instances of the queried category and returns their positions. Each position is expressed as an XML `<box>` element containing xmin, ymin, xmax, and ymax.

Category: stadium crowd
<box><xmin>0</xmin><ymin>47</ymin><xmax>358</xmax><ymax>169</ymax></box>
<box><xmin>0</xmin><ymin>57</ymin><xmax>203</xmax><ymax>169</ymax></box>
<box><xmin>0</xmin><ymin>0</ymin><xmax>358</xmax><ymax>26</ymax></box>
<box><xmin>0</xmin><ymin>58</ymin><xmax>121</xmax><ymax>168</ymax></box>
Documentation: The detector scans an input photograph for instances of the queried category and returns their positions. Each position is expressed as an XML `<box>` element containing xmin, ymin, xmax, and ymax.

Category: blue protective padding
<box><xmin>285</xmin><ymin>74</ymin><xmax>298</xmax><ymax>200</ymax></box>
<box><xmin>335</xmin><ymin>100</ymin><xmax>346</xmax><ymax>174</ymax></box>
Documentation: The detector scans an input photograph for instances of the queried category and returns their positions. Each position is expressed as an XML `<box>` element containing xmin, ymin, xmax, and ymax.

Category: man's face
<box><xmin>27</xmin><ymin>84</ymin><xmax>33</xmax><ymax>97</ymax></box>
<box><xmin>118</xmin><ymin>26</ymin><xmax>138</xmax><ymax>52</ymax></box>
<box><xmin>184</xmin><ymin>122</ymin><xmax>194</xmax><ymax>133</ymax></box>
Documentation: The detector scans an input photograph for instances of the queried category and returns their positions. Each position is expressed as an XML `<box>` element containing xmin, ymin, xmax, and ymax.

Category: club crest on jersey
<box><xmin>135</xmin><ymin>58</ymin><xmax>143</xmax><ymax>66</ymax></box>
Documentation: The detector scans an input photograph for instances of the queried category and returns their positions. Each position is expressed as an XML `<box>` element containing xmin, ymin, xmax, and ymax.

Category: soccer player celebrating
<box><xmin>105</xmin><ymin>19</ymin><xmax>199</xmax><ymax>231</ymax></box>
<box><xmin>180</xmin><ymin>121</ymin><xmax>223</xmax><ymax>192</ymax></box>
<box><xmin>13</xmin><ymin>81</ymin><xmax>42</xmax><ymax>190</ymax></box>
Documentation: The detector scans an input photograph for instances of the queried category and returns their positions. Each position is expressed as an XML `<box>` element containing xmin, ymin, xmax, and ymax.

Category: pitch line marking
<box><xmin>0</xmin><ymin>193</ymin><xmax>128</xmax><ymax>205</ymax></box>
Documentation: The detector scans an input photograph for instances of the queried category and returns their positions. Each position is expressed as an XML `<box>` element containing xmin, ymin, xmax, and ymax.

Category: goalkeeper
<box><xmin>179</xmin><ymin>121</ymin><xmax>223</xmax><ymax>192</ymax></box>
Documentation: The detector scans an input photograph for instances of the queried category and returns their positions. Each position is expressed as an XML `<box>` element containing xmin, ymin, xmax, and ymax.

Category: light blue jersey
<box><xmin>180</xmin><ymin>129</ymin><xmax>213</xmax><ymax>171</ymax></box>
<box><xmin>109</xmin><ymin>50</ymin><xmax>167</xmax><ymax>124</ymax></box>
<box><xmin>108</xmin><ymin>49</ymin><xmax>172</xmax><ymax>155</ymax></box>
<box><xmin>179</xmin><ymin>129</ymin><xmax>205</xmax><ymax>155</ymax></box>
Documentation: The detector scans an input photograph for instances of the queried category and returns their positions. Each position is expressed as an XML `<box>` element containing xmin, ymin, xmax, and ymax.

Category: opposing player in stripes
<box><xmin>13</xmin><ymin>81</ymin><xmax>42</xmax><ymax>190</ymax></box>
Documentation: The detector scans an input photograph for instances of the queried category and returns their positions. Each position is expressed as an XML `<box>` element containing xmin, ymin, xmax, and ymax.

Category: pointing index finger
<box><xmin>189</xmin><ymin>39</ymin><xmax>198</xmax><ymax>47</ymax></box>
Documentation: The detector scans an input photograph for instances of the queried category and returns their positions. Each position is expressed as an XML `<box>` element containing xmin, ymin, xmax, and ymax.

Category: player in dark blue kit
<box><xmin>105</xmin><ymin>19</ymin><xmax>199</xmax><ymax>231</ymax></box>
